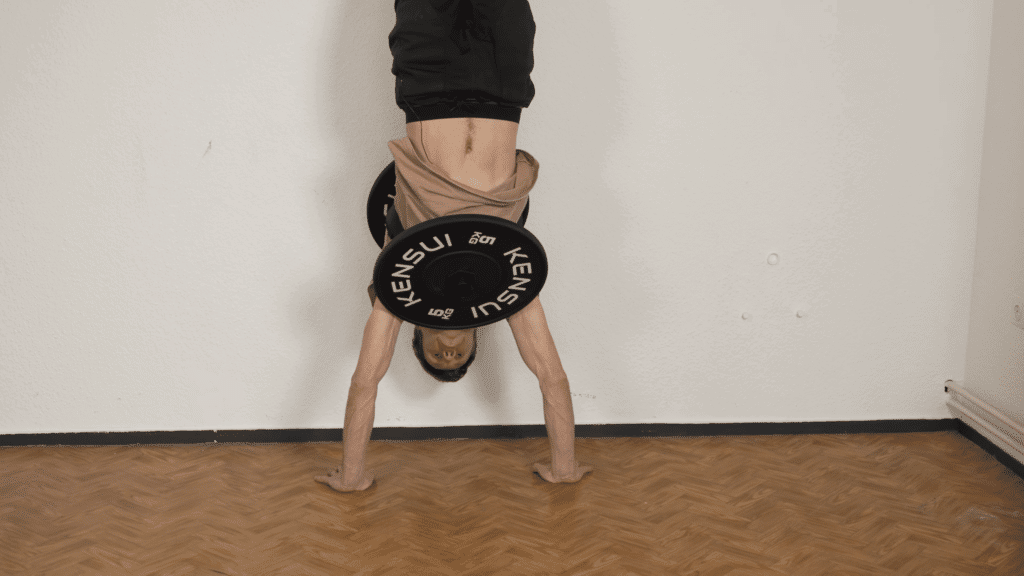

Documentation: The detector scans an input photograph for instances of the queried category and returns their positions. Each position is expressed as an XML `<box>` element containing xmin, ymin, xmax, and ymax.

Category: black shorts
<box><xmin>389</xmin><ymin>0</ymin><xmax>536</xmax><ymax>124</ymax></box>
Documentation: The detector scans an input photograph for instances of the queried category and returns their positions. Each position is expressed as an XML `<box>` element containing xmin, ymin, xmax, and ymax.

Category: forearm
<box><xmin>540</xmin><ymin>376</ymin><xmax>577</xmax><ymax>477</ymax></box>
<box><xmin>342</xmin><ymin>381</ymin><xmax>378</xmax><ymax>480</ymax></box>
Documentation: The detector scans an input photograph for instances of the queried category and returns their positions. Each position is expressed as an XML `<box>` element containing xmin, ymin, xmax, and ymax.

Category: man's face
<box><xmin>418</xmin><ymin>326</ymin><xmax>477</xmax><ymax>370</ymax></box>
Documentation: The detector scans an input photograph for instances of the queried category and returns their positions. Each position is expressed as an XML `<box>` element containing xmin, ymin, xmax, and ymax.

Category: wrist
<box><xmin>551</xmin><ymin>458</ymin><xmax>575</xmax><ymax>474</ymax></box>
<box><xmin>340</xmin><ymin>461</ymin><xmax>364</xmax><ymax>478</ymax></box>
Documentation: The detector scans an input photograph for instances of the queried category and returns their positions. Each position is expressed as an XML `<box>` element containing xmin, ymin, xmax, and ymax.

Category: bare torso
<box><xmin>407</xmin><ymin>117</ymin><xmax>519</xmax><ymax>191</ymax></box>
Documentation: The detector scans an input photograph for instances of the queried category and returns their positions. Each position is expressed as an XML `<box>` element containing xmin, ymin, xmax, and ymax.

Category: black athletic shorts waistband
<box><xmin>401</xmin><ymin>101</ymin><xmax>522</xmax><ymax>124</ymax></box>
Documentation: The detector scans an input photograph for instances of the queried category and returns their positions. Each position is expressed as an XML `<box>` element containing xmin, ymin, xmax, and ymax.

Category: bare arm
<box><xmin>507</xmin><ymin>297</ymin><xmax>591</xmax><ymax>482</ymax></box>
<box><xmin>319</xmin><ymin>227</ymin><xmax>403</xmax><ymax>491</ymax></box>
<box><xmin>340</xmin><ymin>297</ymin><xmax>403</xmax><ymax>485</ymax></box>
<box><xmin>352</xmin><ymin>296</ymin><xmax>403</xmax><ymax>386</ymax></box>
<box><xmin>506</xmin><ymin>296</ymin><xmax>567</xmax><ymax>383</ymax></box>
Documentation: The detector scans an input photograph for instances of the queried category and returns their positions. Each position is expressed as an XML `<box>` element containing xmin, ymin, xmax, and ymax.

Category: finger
<box><xmin>314</xmin><ymin>475</ymin><xmax>327</xmax><ymax>484</ymax></box>
<box><xmin>532</xmin><ymin>464</ymin><xmax>550</xmax><ymax>482</ymax></box>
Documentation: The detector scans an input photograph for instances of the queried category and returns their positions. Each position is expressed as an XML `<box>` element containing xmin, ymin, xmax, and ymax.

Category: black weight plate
<box><xmin>366</xmin><ymin>161</ymin><xmax>396</xmax><ymax>248</ymax></box>
<box><xmin>372</xmin><ymin>214</ymin><xmax>547</xmax><ymax>329</ymax></box>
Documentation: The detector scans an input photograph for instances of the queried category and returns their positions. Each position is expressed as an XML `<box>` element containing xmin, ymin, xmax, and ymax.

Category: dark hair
<box><xmin>412</xmin><ymin>327</ymin><xmax>478</xmax><ymax>382</ymax></box>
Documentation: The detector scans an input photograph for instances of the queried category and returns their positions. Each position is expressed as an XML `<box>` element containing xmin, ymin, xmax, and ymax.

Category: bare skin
<box><xmin>533</xmin><ymin>460</ymin><xmax>594</xmax><ymax>483</ymax></box>
<box><xmin>314</xmin><ymin>466</ymin><xmax>374</xmax><ymax>492</ymax></box>
<box><xmin>418</xmin><ymin>326</ymin><xmax>477</xmax><ymax>370</ymax></box>
<box><xmin>316</xmin><ymin>117</ymin><xmax>593</xmax><ymax>492</ymax></box>
<box><xmin>313</xmin><ymin>459</ymin><xmax>594</xmax><ymax>491</ymax></box>
<box><xmin>406</xmin><ymin>118</ymin><xmax>511</xmax><ymax>372</ymax></box>
<box><xmin>407</xmin><ymin>116</ymin><xmax>519</xmax><ymax>191</ymax></box>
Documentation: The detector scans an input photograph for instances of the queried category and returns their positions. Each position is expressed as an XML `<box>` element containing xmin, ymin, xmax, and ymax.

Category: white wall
<box><xmin>0</xmin><ymin>0</ymin><xmax>993</xmax><ymax>434</ymax></box>
<box><xmin>964</xmin><ymin>0</ymin><xmax>1024</xmax><ymax>426</ymax></box>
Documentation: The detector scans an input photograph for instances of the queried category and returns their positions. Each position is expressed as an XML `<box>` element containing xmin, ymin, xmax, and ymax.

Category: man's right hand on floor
<box><xmin>315</xmin><ymin>466</ymin><xmax>375</xmax><ymax>492</ymax></box>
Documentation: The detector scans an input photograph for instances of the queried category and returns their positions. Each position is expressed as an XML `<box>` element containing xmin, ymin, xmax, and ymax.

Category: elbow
<box><xmin>538</xmin><ymin>371</ymin><xmax>569</xmax><ymax>391</ymax></box>
<box><xmin>350</xmin><ymin>378</ymin><xmax>380</xmax><ymax>393</ymax></box>
<box><xmin>351</xmin><ymin>364</ymin><xmax>387</xmax><ymax>391</ymax></box>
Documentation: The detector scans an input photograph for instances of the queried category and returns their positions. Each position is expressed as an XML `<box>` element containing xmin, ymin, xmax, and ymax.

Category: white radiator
<box><xmin>946</xmin><ymin>380</ymin><xmax>1024</xmax><ymax>465</ymax></box>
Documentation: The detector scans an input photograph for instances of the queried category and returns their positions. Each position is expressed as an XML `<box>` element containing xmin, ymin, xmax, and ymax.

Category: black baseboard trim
<box><xmin>952</xmin><ymin>419</ymin><xmax>1024</xmax><ymax>481</ymax></box>
<box><xmin>0</xmin><ymin>418</ymin><xmax>960</xmax><ymax>446</ymax></box>
<box><xmin>1</xmin><ymin>418</ymin><xmax>1019</xmax><ymax>481</ymax></box>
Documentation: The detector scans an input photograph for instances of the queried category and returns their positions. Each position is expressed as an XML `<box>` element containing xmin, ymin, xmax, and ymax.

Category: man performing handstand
<box><xmin>315</xmin><ymin>0</ymin><xmax>593</xmax><ymax>492</ymax></box>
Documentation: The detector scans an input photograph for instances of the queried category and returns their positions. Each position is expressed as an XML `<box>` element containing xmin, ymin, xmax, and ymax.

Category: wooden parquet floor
<box><xmin>1</xmin><ymin>430</ymin><xmax>1022</xmax><ymax>575</ymax></box>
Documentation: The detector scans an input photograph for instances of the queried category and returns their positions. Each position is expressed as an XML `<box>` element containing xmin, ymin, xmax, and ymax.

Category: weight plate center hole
<box><xmin>424</xmin><ymin>252</ymin><xmax>504</xmax><ymax>304</ymax></box>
